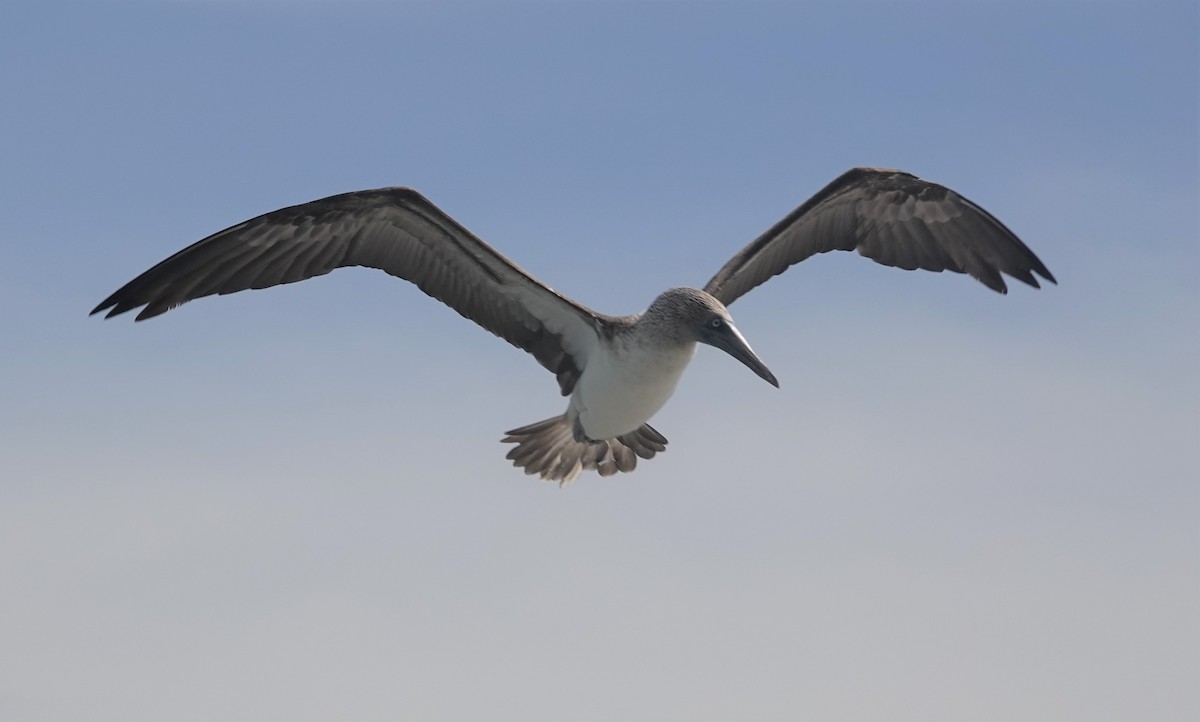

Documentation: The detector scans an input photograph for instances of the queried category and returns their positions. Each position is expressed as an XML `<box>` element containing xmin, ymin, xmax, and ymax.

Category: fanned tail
<box><xmin>501</xmin><ymin>416</ymin><xmax>668</xmax><ymax>485</ymax></box>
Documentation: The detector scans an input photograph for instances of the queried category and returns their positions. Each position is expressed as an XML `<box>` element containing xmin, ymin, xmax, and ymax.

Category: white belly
<box><xmin>571</xmin><ymin>340</ymin><xmax>697</xmax><ymax>440</ymax></box>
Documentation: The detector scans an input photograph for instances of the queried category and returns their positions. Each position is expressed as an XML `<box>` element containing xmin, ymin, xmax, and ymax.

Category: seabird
<box><xmin>92</xmin><ymin>167</ymin><xmax>1055</xmax><ymax>484</ymax></box>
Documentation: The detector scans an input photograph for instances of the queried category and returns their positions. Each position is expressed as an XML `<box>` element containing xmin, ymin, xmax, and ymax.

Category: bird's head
<box><xmin>648</xmin><ymin>288</ymin><xmax>779</xmax><ymax>388</ymax></box>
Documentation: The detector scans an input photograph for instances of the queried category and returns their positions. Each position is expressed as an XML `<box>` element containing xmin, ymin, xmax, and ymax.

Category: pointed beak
<box><xmin>699</xmin><ymin>322</ymin><xmax>780</xmax><ymax>388</ymax></box>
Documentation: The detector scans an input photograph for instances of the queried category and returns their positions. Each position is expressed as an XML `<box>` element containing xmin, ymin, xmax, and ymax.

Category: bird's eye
<box><xmin>710</xmin><ymin>318</ymin><xmax>722</xmax><ymax>328</ymax></box>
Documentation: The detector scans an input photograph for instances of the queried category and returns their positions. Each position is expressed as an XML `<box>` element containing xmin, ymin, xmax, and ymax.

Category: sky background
<box><xmin>2</xmin><ymin>1</ymin><xmax>1197</xmax><ymax>720</ymax></box>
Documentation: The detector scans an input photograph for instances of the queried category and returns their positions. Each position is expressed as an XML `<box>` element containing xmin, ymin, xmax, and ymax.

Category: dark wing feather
<box><xmin>92</xmin><ymin>188</ymin><xmax>606</xmax><ymax>395</ymax></box>
<box><xmin>703</xmin><ymin>167</ymin><xmax>1056</xmax><ymax>305</ymax></box>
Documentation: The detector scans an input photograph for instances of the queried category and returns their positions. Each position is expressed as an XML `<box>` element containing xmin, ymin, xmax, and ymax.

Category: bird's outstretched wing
<box><xmin>703</xmin><ymin>167</ymin><xmax>1056</xmax><ymax>305</ymax></box>
<box><xmin>92</xmin><ymin>188</ymin><xmax>606</xmax><ymax>395</ymax></box>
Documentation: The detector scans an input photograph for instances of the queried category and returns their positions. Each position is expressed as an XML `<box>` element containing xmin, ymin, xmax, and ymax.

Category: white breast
<box><xmin>571</xmin><ymin>337</ymin><xmax>697</xmax><ymax>440</ymax></box>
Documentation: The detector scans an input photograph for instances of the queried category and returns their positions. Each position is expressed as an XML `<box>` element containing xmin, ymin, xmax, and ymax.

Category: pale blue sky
<box><xmin>2</xmin><ymin>1</ymin><xmax>1197</xmax><ymax>720</ymax></box>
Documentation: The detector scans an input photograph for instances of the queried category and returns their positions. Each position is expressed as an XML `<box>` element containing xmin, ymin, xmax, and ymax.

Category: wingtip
<box><xmin>989</xmin><ymin>266</ymin><xmax>1060</xmax><ymax>294</ymax></box>
<box><xmin>1011</xmin><ymin>265</ymin><xmax>1058</xmax><ymax>291</ymax></box>
<box><xmin>90</xmin><ymin>296</ymin><xmax>159</xmax><ymax>321</ymax></box>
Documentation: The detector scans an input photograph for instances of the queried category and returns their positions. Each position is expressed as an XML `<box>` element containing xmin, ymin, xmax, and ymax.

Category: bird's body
<box><xmin>502</xmin><ymin>288</ymin><xmax>773</xmax><ymax>482</ymax></box>
<box><xmin>93</xmin><ymin>167</ymin><xmax>1056</xmax><ymax>484</ymax></box>
<box><xmin>571</xmin><ymin>320</ymin><xmax>696</xmax><ymax>441</ymax></box>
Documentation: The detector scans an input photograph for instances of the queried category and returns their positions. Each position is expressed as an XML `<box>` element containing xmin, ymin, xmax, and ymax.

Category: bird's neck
<box><xmin>627</xmin><ymin>310</ymin><xmax>694</xmax><ymax>351</ymax></box>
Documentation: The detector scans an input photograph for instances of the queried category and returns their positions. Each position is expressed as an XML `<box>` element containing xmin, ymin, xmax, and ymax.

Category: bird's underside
<box><xmin>92</xmin><ymin>167</ymin><xmax>1056</xmax><ymax>484</ymax></box>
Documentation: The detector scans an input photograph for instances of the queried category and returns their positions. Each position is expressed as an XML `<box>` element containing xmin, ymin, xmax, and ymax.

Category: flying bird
<box><xmin>92</xmin><ymin>167</ymin><xmax>1055</xmax><ymax>484</ymax></box>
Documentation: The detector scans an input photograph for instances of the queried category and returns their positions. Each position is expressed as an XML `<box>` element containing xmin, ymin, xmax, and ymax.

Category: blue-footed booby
<box><xmin>92</xmin><ymin>167</ymin><xmax>1056</xmax><ymax>484</ymax></box>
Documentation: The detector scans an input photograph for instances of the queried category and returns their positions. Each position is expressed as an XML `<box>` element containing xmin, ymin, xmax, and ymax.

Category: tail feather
<box><xmin>502</xmin><ymin>416</ymin><xmax>669</xmax><ymax>485</ymax></box>
<box><xmin>617</xmin><ymin>425</ymin><xmax>668</xmax><ymax>458</ymax></box>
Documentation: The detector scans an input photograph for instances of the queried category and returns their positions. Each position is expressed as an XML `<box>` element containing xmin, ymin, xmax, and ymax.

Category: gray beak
<box><xmin>699</xmin><ymin>322</ymin><xmax>780</xmax><ymax>388</ymax></box>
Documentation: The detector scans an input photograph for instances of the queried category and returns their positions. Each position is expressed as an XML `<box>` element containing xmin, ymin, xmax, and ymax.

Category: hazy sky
<box><xmin>2</xmin><ymin>1</ymin><xmax>1197</xmax><ymax>720</ymax></box>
